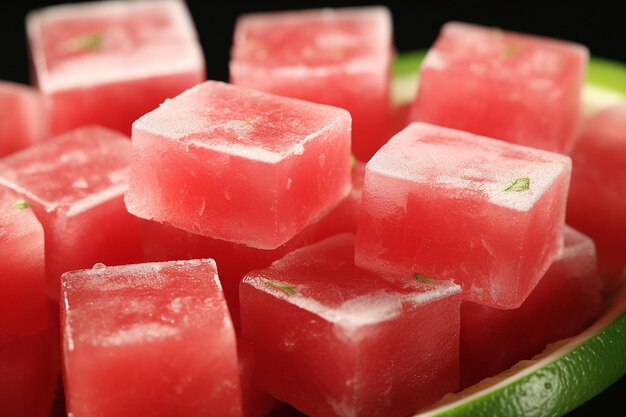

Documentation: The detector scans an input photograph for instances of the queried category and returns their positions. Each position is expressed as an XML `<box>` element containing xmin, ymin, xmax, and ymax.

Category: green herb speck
<box><xmin>350</xmin><ymin>154</ymin><xmax>357</xmax><ymax>169</ymax></box>
<box><xmin>262</xmin><ymin>278</ymin><xmax>296</xmax><ymax>295</ymax></box>
<box><xmin>501</xmin><ymin>45</ymin><xmax>521</xmax><ymax>59</ymax></box>
<box><xmin>13</xmin><ymin>199</ymin><xmax>30</xmax><ymax>210</ymax></box>
<box><xmin>414</xmin><ymin>273</ymin><xmax>437</xmax><ymax>284</ymax></box>
<box><xmin>504</xmin><ymin>177</ymin><xmax>530</xmax><ymax>192</ymax></box>
<box><xmin>68</xmin><ymin>33</ymin><xmax>104</xmax><ymax>51</ymax></box>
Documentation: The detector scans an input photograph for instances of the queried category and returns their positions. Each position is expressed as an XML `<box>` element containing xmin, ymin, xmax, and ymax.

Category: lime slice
<box><xmin>392</xmin><ymin>50</ymin><xmax>626</xmax><ymax>114</ymax></box>
<box><xmin>414</xmin><ymin>287</ymin><xmax>626</xmax><ymax>417</ymax></box>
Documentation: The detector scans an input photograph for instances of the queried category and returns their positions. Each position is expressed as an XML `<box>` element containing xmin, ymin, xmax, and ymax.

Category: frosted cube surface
<box><xmin>410</xmin><ymin>22</ymin><xmax>587</xmax><ymax>153</ymax></box>
<box><xmin>461</xmin><ymin>226</ymin><xmax>602</xmax><ymax>386</ymax></box>
<box><xmin>231</xmin><ymin>7</ymin><xmax>391</xmax><ymax>160</ymax></box>
<box><xmin>61</xmin><ymin>259</ymin><xmax>241</xmax><ymax>417</ymax></box>
<box><xmin>27</xmin><ymin>0</ymin><xmax>205</xmax><ymax>135</ymax></box>
<box><xmin>0</xmin><ymin>126</ymin><xmax>142</xmax><ymax>299</ymax></box>
<box><xmin>240</xmin><ymin>234</ymin><xmax>461</xmax><ymax>417</ymax></box>
<box><xmin>355</xmin><ymin>122</ymin><xmax>571</xmax><ymax>308</ymax></box>
<box><xmin>126</xmin><ymin>81</ymin><xmax>351</xmax><ymax>249</ymax></box>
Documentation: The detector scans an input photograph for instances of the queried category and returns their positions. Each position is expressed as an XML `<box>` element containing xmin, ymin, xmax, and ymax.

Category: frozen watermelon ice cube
<box><xmin>567</xmin><ymin>104</ymin><xmax>626</xmax><ymax>283</ymax></box>
<box><xmin>0</xmin><ymin>82</ymin><xmax>46</xmax><ymax>157</ymax></box>
<box><xmin>142</xmin><ymin>161</ymin><xmax>365</xmax><ymax>322</ymax></box>
<box><xmin>0</xmin><ymin>188</ymin><xmax>46</xmax><ymax>334</ymax></box>
<box><xmin>126</xmin><ymin>80</ymin><xmax>351</xmax><ymax>250</ymax></box>
<box><xmin>230</xmin><ymin>7</ymin><xmax>391</xmax><ymax>161</ymax></box>
<box><xmin>0</xmin><ymin>126</ymin><xmax>142</xmax><ymax>300</ymax></box>
<box><xmin>409</xmin><ymin>22</ymin><xmax>587</xmax><ymax>153</ymax></box>
<box><xmin>240</xmin><ymin>234</ymin><xmax>462</xmax><ymax>417</ymax></box>
<box><xmin>27</xmin><ymin>0</ymin><xmax>205</xmax><ymax>136</ymax></box>
<box><xmin>355</xmin><ymin>122</ymin><xmax>571</xmax><ymax>308</ymax></box>
<box><xmin>460</xmin><ymin>226</ymin><xmax>602</xmax><ymax>387</ymax></box>
<box><xmin>61</xmin><ymin>259</ymin><xmax>241</xmax><ymax>417</ymax></box>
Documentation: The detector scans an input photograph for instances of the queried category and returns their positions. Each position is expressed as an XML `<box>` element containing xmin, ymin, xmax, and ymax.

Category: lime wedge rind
<box><xmin>415</xmin><ymin>289</ymin><xmax>626</xmax><ymax>417</ymax></box>
<box><xmin>587</xmin><ymin>57</ymin><xmax>626</xmax><ymax>96</ymax></box>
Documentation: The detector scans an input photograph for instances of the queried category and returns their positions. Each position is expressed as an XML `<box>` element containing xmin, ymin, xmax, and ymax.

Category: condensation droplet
<box><xmin>92</xmin><ymin>263</ymin><xmax>106</xmax><ymax>270</ymax></box>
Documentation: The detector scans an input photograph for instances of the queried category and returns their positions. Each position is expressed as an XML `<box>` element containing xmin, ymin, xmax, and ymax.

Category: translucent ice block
<box><xmin>0</xmin><ymin>126</ymin><xmax>142</xmax><ymax>299</ymax></box>
<box><xmin>240</xmin><ymin>234</ymin><xmax>461</xmax><ymax>417</ymax></box>
<box><xmin>27</xmin><ymin>0</ymin><xmax>205</xmax><ymax>135</ymax></box>
<box><xmin>410</xmin><ymin>22</ymin><xmax>587</xmax><ymax>153</ymax></box>
<box><xmin>61</xmin><ymin>259</ymin><xmax>241</xmax><ymax>417</ymax></box>
<box><xmin>461</xmin><ymin>226</ymin><xmax>602</xmax><ymax>387</ymax></box>
<box><xmin>355</xmin><ymin>122</ymin><xmax>571</xmax><ymax>308</ymax></box>
<box><xmin>126</xmin><ymin>80</ymin><xmax>351</xmax><ymax>250</ymax></box>
<box><xmin>568</xmin><ymin>104</ymin><xmax>626</xmax><ymax>285</ymax></box>
<box><xmin>0</xmin><ymin>188</ymin><xmax>46</xmax><ymax>334</ymax></box>
<box><xmin>0</xmin><ymin>82</ymin><xmax>46</xmax><ymax>157</ymax></box>
<box><xmin>231</xmin><ymin>7</ymin><xmax>391</xmax><ymax>160</ymax></box>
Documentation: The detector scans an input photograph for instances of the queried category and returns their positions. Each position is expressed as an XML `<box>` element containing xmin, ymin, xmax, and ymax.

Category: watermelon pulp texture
<box><xmin>460</xmin><ymin>226</ymin><xmax>603</xmax><ymax>387</ymax></box>
<box><xmin>240</xmin><ymin>234</ymin><xmax>462</xmax><ymax>417</ymax></box>
<box><xmin>0</xmin><ymin>126</ymin><xmax>142</xmax><ymax>300</ymax></box>
<box><xmin>230</xmin><ymin>7</ymin><xmax>391</xmax><ymax>161</ymax></box>
<box><xmin>355</xmin><ymin>122</ymin><xmax>571</xmax><ymax>309</ymax></box>
<box><xmin>0</xmin><ymin>187</ymin><xmax>46</xmax><ymax>334</ymax></box>
<box><xmin>61</xmin><ymin>259</ymin><xmax>241</xmax><ymax>417</ymax></box>
<box><xmin>567</xmin><ymin>104</ymin><xmax>626</xmax><ymax>283</ymax></box>
<box><xmin>27</xmin><ymin>0</ymin><xmax>205</xmax><ymax>136</ymax></box>
<box><xmin>0</xmin><ymin>82</ymin><xmax>46</xmax><ymax>157</ymax></box>
<box><xmin>126</xmin><ymin>80</ymin><xmax>352</xmax><ymax>250</ymax></box>
<box><xmin>409</xmin><ymin>22</ymin><xmax>587</xmax><ymax>154</ymax></box>
<box><xmin>142</xmin><ymin>161</ymin><xmax>365</xmax><ymax>323</ymax></box>
<box><xmin>0</xmin><ymin>320</ymin><xmax>59</xmax><ymax>417</ymax></box>
<box><xmin>238</xmin><ymin>340</ymin><xmax>276</xmax><ymax>417</ymax></box>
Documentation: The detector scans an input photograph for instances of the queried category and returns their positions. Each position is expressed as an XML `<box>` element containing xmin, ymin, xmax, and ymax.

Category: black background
<box><xmin>1</xmin><ymin>1</ymin><xmax>625</xmax><ymax>416</ymax></box>
<box><xmin>1</xmin><ymin>1</ymin><xmax>626</xmax><ymax>82</ymax></box>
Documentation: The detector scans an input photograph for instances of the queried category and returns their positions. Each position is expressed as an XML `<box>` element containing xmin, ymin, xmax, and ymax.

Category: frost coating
<box><xmin>368</xmin><ymin>123</ymin><xmax>571</xmax><ymax>212</ymax></box>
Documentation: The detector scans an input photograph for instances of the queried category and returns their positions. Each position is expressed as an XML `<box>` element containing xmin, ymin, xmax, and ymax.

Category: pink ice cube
<box><xmin>61</xmin><ymin>259</ymin><xmax>241</xmax><ymax>417</ymax></box>
<box><xmin>461</xmin><ymin>226</ymin><xmax>602</xmax><ymax>387</ymax></box>
<box><xmin>567</xmin><ymin>104</ymin><xmax>626</xmax><ymax>284</ymax></box>
<box><xmin>27</xmin><ymin>0</ymin><xmax>205</xmax><ymax>136</ymax></box>
<box><xmin>240</xmin><ymin>234</ymin><xmax>461</xmax><ymax>417</ymax></box>
<box><xmin>0</xmin><ymin>82</ymin><xmax>46</xmax><ymax>157</ymax></box>
<box><xmin>231</xmin><ymin>7</ymin><xmax>392</xmax><ymax>160</ymax></box>
<box><xmin>141</xmin><ymin>161</ymin><xmax>365</xmax><ymax>322</ymax></box>
<box><xmin>0</xmin><ymin>126</ymin><xmax>142</xmax><ymax>300</ymax></box>
<box><xmin>355</xmin><ymin>122</ymin><xmax>571</xmax><ymax>308</ymax></box>
<box><xmin>0</xmin><ymin>188</ymin><xmax>46</xmax><ymax>334</ymax></box>
<box><xmin>409</xmin><ymin>22</ymin><xmax>587</xmax><ymax>153</ymax></box>
<box><xmin>126</xmin><ymin>81</ymin><xmax>351</xmax><ymax>250</ymax></box>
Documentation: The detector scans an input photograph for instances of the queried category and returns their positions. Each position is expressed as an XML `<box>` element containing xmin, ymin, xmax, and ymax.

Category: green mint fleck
<box><xmin>504</xmin><ymin>177</ymin><xmax>530</xmax><ymax>192</ymax></box>
<box><xmin>490</xmin><ymin>28</ymin><xmax>504</xmax><ymax>39</ymax></box>
<box><xmin>414</xmin><ymin>273</ymin><xmax>437</xmax><ymax>284</ymax></box>
<box><xmin>501</xmin><ymin>45</ymin><xmax>521</xmax><ymax>59</ymax></box>
<box><xmin>14</xmin><ymin>199</ymin><xmax>30</xmax><ymax>210</ymax></box>
<box><xmin>350</xmin><ymin>154</ymin><xmax>357</xmax><ymax>169</ymax></box>
<box><xmin>262</xmin><ymin>278</ymin><xmax>296</xmax><ymax>295</ymax></box>
<box><xmin>68</xmin><ymin>33</ymin><xmax>104</xmax><ymax>51</ymax></box>
<box><xmin>245</xmin><ymin>119</ymin><xmax>252</xmax><ymax>125</ymax></box>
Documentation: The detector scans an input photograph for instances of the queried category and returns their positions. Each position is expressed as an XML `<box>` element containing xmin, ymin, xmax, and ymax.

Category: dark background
<box><xmin>1</xmin><ymin>1</ymin><xmax>625</xmax><ymax>82</ymax></box>
<box><xmin>1</xmin><ymin>1</ymin><xmax>625</xmax><ymax>416</ymax></box>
